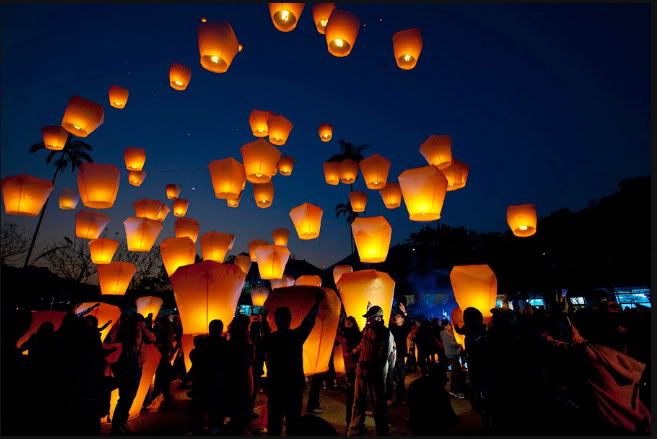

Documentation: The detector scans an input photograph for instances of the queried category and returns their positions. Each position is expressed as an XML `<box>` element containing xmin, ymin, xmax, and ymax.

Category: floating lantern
<box><xmin>128</xmin><ymin>170</ymin><xmax>146</xmax><ymax>187</ymax></box>
<box><xmin>58</xmin><ymin>188</ymin><xmax>80</xmax><ymax>210</ymax></box>
<box><xmin>42</xmin><ymin>126</ymin><xmax>68</xmax><ymax>151</ymax></box>
<box><xmin>197</xmin><ymin>21</ymin><xmax>239</xmax><ymax>73</ymax></box>
<box><xmin>317</xmin><ymin>123</ymin><xmax>333</xmax><ymax>142</ymax></box>
<box><xmin>450</xmin><ymin>264</ymin><xmax>497</xmax><ymax>319</ymax></box>
<box><xmin>352</xmin><ymin>216</ymin><xmax>392</xmax><ymax>263</ymax></box>
<box><xmin>359</xmin><ymin>153</ymin><xmax>391</xmax><ymax>189</ymax></box>
<box><xmin>108</xmin><ymin>85</ymin><xmax>129</xmax><ymax>109</ymax></box>
<box><xmin>133</xmin><ymin>199</ymin><xmax>168</xmax><ymax>221</ymax></box>
<box><xmin>419</xmin><ymin>135</ymin><xmax>452</xmax><ymax>169</ymax></box>
<box><xmin>123</xmin><ymin>217</ymin><xmax>163</xmax><ymax>252</ymax></box>
<box><xmin>97</xmin><ymin>261</ymin><xmax>136</xmax><ymax>295</ymax></box>
<box><xmin>227</xmin><ymin>193</ymin><xmax>241</xmax><ymax>208</ymax></box>
<box><xmin>241</xmin><ymin>139</ymin><xmax>281</xmax><ymax>183</ymax></box>
<box><xmin>398</xmin><ymin>165</ymin><xmax>448</xmax><ymax>221</ymax></box>
<box><xmin>200</xmin><ymin>231</ymin><xmax>235</xmax><ymax>263</ymax></box>
<box><xmin>166</xmin><ymin>184</ymin><xmax>182</xmax><ymax>200</ymax></box>
<box><xmin>277</xmin><ymin>155</ymin><xmax>295</xmax><ymax>176</ymax></box>
<box><xmin>1</xmin><ymin>175</ymin><xmax>53</xmax><ymax>217</ymax></box>
<box><xmin>296</xmin><ymin>275</ymin><xmax>322</xmax><ymax>287</ymax></box>
<box><xmin>234</xmin><ymin>254</ymin><xmax>252</xmax><ymax>275</ymax></box>
<box><xmin>74</xmin><ymin>302</ymin><xmax>121</xmax><ymax>341</ymax></box>
<box><xmin>312</xmin><ymin>3</ymin><xmax>336</xmax><ymax>34</ymax></box>
<box><xmin>135</xmin><ymin>296</ymin><xmax>164</xmax><ymax>320</ymax></box>
<box><xmin>109</xmin><ymin>344</ymin><xmax>160</xmax><ymax>420</ymax></box>
<box><xmin>267</xmin><ymin>114</ymin><xmax>293</xmax><ymax>146</ymax></box>
<box><xmin>348</xmin><ymin>191</ymin><xmax>367</xmax><ymax>213</ymax></box>
<box><xmin>160</xmin><ymin>237</ymin><xmax>197</xmax><ymax>276</ymax></box>
<box><xmin>174</xmin><ymin>217</ymin><xmax>200</xmax><ymax>243</ymax></box>
<box><xmin>157</xmin><ymin>205</ymin><xmax>171</xmax><ymax>222</ymax></box>
<box><xmin>392</xmin><ymin>28</ymin><xmax>423</xmax><ymax>70</ymax></box>
<box><xmin>443</xmin><ymin>160</ymin><xmax>469</xmax><ymax>191</ymax></box>
<box><xmin>89</xmin><ymin>238</ymin><xmax>119</xmax><ymax>264</ymax></box>
<box><xmin>249</xmin><ymin>239</ymin><xmax>268</xmax><ymax>262</ymax></box>
<box><xmin>289</xmin><ymin>202</ymin><xmax>323</xmax><ymax>240</ymax></box>
<box><xmin>208</xmin><ymin>158</ymin><xmax>247</xmax><ymax>199</ymax></box>
<box><xmin>323</xmin><ymin>161</ymin><xmax>340</xmax><ymax>185</ymax></box>
<box><xmin>75</xmin><ymin>210</ymin><xmax>111</xmax><ymax>239</ymax></box>
<box><xmin>338</xmin><ymin>159</ymin><xmax>358</xmax><ymax>184</ymax></box>
<box><xmin>173</xmin><ymin>198</ymin><xmax>189</xmax><ymax>217</ymax></box>
<box><xmin>77</xmin><ymin>163</ymin><xmax>120</xmax><ymax>209</ymax></box>
<box><xmin>450</xmin><ymin>306</ymin><xmax>466</xmax><ymax>347</ymax></box>
<box><xmin>124</xmin><ymin>147</ymin><xmax>146</xmax><ymax>172</ymax></box>
<box><xmin>325</xmin><ymin>9</ymin><xmax>359</xmax><ymax>57</ymax></box>
<box><xmin>506</xmin><ymin>204</ymin><xmax>537</xmax><ymax>237</ymax></box>
<box><xmin>249</xmin><ymin>109</ymin><xmax>271</xmax><ymax>137</ymax></box>
<box><xmin>333</xmin><ymin>343</ymin><xmax>346</xmax><ymax>374</ymax></box>
<box><xmin>253</xmin><ymin>182</ymin><xmax>274</xmax><ymax>208</ymax></box>
<box><xmin>270</xmin><ymin>274</ymin><xmax>294</xmax><ymax>289</ymax></box>
<box><xmin>61</xmin><ymin>96</ymin><xmax>104</xmax><ymax>137</ymax></box>
<box><xmin>272</xmin><ymin>227</ymin><xmax>290</xmax><ymax>246</ymax></box>
<box><xmin>268</xmin><ymin>3</ymin><xmax>305</xmax><ymax>32</ymax></box>
<box><xmin>379</xmin><ymin>182</ymin><xmax>402</xmax><ymax>209</ymax></box>
<box><xmin>169</xmin><ymin>63</ymin><xmax>192</xmax><ymax>90</ymax></box>
<box><xmin>250</xmin><ymin>287</ymin><xmax>270</xmax><ymax>307</ymax></box>
<box><xmin>255</xmin><ymin>245</ymin><xmax>290</xmax><ymax>280</ymax></box>
<box><xmin>264</xmin><ymin>286</ymin><xmax>341</xmax><ymax>375</ymax></box>
<box><xmin>337</xmin><ymin>269</ymin><xmax>395</xmax><ymax>330</ymax></box>
<box><xmin>332</xmin><ymin>265</ymin><xmax>352</xmax><ymax>285</ymax></box>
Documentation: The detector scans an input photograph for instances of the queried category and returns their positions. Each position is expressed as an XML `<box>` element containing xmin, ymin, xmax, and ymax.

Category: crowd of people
<box><xmin>1</xmin><ymin>291</ymin><xmax>652</xmax><ymax>436</ymax></box>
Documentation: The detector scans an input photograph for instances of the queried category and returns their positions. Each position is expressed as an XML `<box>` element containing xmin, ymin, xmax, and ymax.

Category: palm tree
<box><xmin>335</xmin><ymin>201</ymin><xmax>359</xmax><ymax>254</ymax></box>
<box><xmin>24</xmin><ymin>136</ymin><xmax>94</xmax><ymax>267</ymax></box>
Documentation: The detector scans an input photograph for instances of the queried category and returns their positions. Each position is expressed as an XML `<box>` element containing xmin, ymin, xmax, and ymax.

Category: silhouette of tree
<box><xmin>42</xmin><ymin>236</ymin><xmax>95</xmax><ymax>284</ymax></box>
<box><xmin>1</xmin><ymin>223</ymin><xmax>29</xmax><ymax>266</ymax></box>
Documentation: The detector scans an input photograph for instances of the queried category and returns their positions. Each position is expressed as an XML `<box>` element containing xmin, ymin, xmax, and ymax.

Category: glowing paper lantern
<box><xmin>77</xmin><ymin>163</ymin><xmax>120</xmax><ymax>209</ymax></box>
<box><xmin>337</xmin><ymin>269</ymin><xmax>395</xmax><ymax>330</ymax></box>
<box><xmin>108</xmin><ymin>85</ymin><xmax>129</xmax><ymax>109</ymax></box>
<box><xmin>398</xmin><ymin>165</ymin><xmax>448</xmax><ymax>221</ymax></box>
<box><xmin>124</xmin><ymin>147</ymin><xmax>146</xmax><ymax>172</ymax></box>
<box><xmin>16</xmin><ymin>311</ymin><xmax>66</xmax><ymax>350</ymax></box>
<box><xmin>74</xmin><ymin>302</ymin><xmax>121</xmax><ymax>341</ymax></box>
<box><xmin>264</xmin><ymin>286</ymin><xmax>341</xmax><ymax>375</ymax></box>
<box><xmin>333</xmin><ymin>343</ymin><xmax>346</xmax><ymax>374</ymax></box>
<box><xmin>450</xmin><ymin>265</ymin><xmax>497</xmax><ymax>319</ymax></box>
<box><xmin>253</xmin><ymin>182</ymin><xmax>274</xmax><ymax>208</ymax></box>
<box><xmin>317</xmin><ymin>124</ymin><xmax>334</xmax><ymax>144</ymax></box>
<box><xmin>506</xmin><ymin>204</ymin><xmax>537</xmax><ymax>237</ymax></box>
<box><xmin>169</xmin><ymin>63</ymin><xmax>192</xmax><ymax>90</ymax></box>
<box><xmin>174</xmin><ymin>218</ymin><xmax>200</xmax><ymax>243</ymax></box>
<box><xmin>249</xmin><ymin>239</ymin><xmax>268</xmax><ymax>262</ymax></box>
<box><xmin>267</xmin><ymin>114</ymin><xmax>293</xmax><ymax>146</ymax></box>
<box><xmin>128</xmin><ymin>170</ymin><xmax>146</xmax><ymax>187</ymax></box>
<box><xmin>359</xmin><ymin>153</ymin><xmax>391</xmax><ymax>190</ymax></box>
<box><xmin>89</xmin><ymin>238</ymin><xmax>119</xmax><ymax>264</ymax></box>
<box><xmin>134</xmin><ymin>199</ymin><xmax>168</xmax><ymax>221</ymax></box>
<box><xmin>277</xmin><ymin>155</ymin><xmax>295</xmax><ymax>176</ymax></box>
<box><xmin>200</xmin><ymin>231</ymin><xmax>235</xmax><ymax>263</ymax></box>
<box><xmin>419</xmin><ymin>135</ymin><xmax>452</xmax><ymax>169</ymax></box>
<box><xmin>58</xmin><ymin>188</ymin><xmax>79</xmax><ymax>210</ymax></box>
<box><xmin>135</xmin><ymin>296</ymin><xmax>164</xmax><ymax>320</ymax></box>
<box><xmin>272</xmin><ymin>227</ymin><xmax>290</xmax><ymax>246</ymax></box>
<box><xmin>450</xmin><ymin>306</ymin><xmax>466</xmax><ymax>348</ymax></box>
<box><xmin>123</xmin><ymin>217</ymin><xmax>163</xmax><ymax>252</ymax></box>
<box><xmin>270</xmin><ymin>274</ymin><xmax>294</xmax><ymax>290</ymax></box>
<box><xmin>97</xmin><ymin>262</ymin><xmax>136</xmax><ymax>295</ymax></box>
<box><xmin>312</xmin><ymin>3</ymin><xmax>336</xmax><ymax>34</ymax></box>
<box><xmin>255</xmin><ymin>245</ymin><xmax>290</xmax><ymax>280</ymax></box>
<box><xmin>61</xmin><ymin>96</ymin><xmax>104</xmax><ymax>138</ymax></box>
<box><xmin>289</xmin><ymin>202</ymin><xmax>323</xmax><ymax>240</ymax></box>
<box><xmin>250</xmin><ymin>287</ymin><xmax>270</xmax><ymax>307</ymax></box>
<box><xmin>268</xmin><ymin>3</ymin><xmax>305</xmax><ymax>32</ymax></box>
<box><xmin>75</xmin><ymin>210</ymin><xmax>111</xmax><ymax>239</ymax></box>
<box><xmin>325</xmin><ymin>9</ymin><xmax>359</xmax><ymax>57</ymax></box>
<box><xmin>227</xmin><ymin>193</ymin><xmax>241</xmax><ymax>208</ymax></box>
<box><xmin>392</xmin><ymin>28</ymin><xmax>423</xmax><ymax>70</ymax></box>
<box><xmin>332</xmin><ymin>264</ymin><xmax>352</xmax><ymax>285</ymax></box>
<box><xmin>296</xmin><ymin>275</ymin><xmax>322</xmax><ymax>287</ymax></box>
<box><xmin>234</xmin><ymin>254</ymin><xmax>252</xmax><ymax>275</ymax></box>
<box><xmin>348</xmin><ymin>191</ymin><xmax>367</xmax><ymax>213</ymax></box>
<box><xmin>1</xmin><ymin>175</ymin><xmax>53</xmax><ymax>217</ymax></box>
<box><xmin>442</xmin><ymin>160</ymin><xmax>469</xmax><ymax>191</ymax></box>
<box><xmin>208</xmin><ymin>158</ymin><xmax>246</xmax><ymax>199</ymax></box>
<box><xmin>249</xmin><ymin>110</ymin><xmax>271</xmax><ymax>137</ymax></box>
<box><xmin>160</xmin><ymin>237</ymin><xmax>197</xmax><ymax>277</ymax></box>
<box><xmin>157</xmin><ymin>205</ymin><xmax>171</xmax><ymax>222</ymax></box>
<box><xmin>109</xmin><ymin>343</ymin><xmax>160</xmax><ymax>420</ymax></box>
<box><xmin>197</xmin><ymin>21</ymin><xmax>239</xmax><ymax>73</ymax></box>
<box><xmin>338</xmin><ymin>159</ymin><xmax>358</xmax><ymax>184</ymax></box>
<box><xmin>323</xmin><ymin>161</ymin><xmax>340</xmax><ymax>185</ymax></box>
<box><xmin>352</xmin><ymin>216</ymin><xmax>391</xmax><ymax>263</ymax></box>
<box><xmin>42</xmin><ymin>126</ymin><xmax>68</xmax><ymax>151</ymax></box>
<box><xmin>379</xmin><ymin>182</ymin><xmax>402</xmax><ymax>209</ymax></box>
<box><xmin>173</xmin><ymin>198</ymin><xmax>189</xmax><ymax>217</ymax></box>
<box><xmin>241</xmin><ymin>139</ymin><xmax>281</xmax><ymax>183</ymax></box>
<box><xmin>166</xmin><ymin>184</ymin><xmax>181</xmax><ymax>200</ymax></box>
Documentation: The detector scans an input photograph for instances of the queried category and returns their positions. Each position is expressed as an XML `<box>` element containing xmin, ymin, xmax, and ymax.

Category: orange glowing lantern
<box><xmin>124</xmin><ymin>147</ymin><xmax>146</xmax><ymax>172</ymax></box>
<box><xmin>337</xmin><ymin>269</ymin><xmax>395</xmax><ymax>330</ymax></box>
<box><xmin>160</xmin><ymin>237</ymin><xmax>197</xmax><ymax>277</ymax></box>
<box><xmin>234</xmin><ymin>254</ymin><xmax>252</xmax><ymax>275</ymax></box>
<box><xmin>267</xmin><ymin>114</ymin><xmax>293</xmax><ymax>146</ymax></box>
<box><xmin>123</xmin><ymin>217</ymin><xmax>163</xmax><ymax>252</ymax></box>
<box><xmin>75</xmin><ymin>210</ymin><xmax>111</xmax><ymax>239</ymax></box>
<box><xmin>333</xmin><ymin>343</ymin><xmax>346</xmax><ymax>374</ymax></box>
<box><xmin>332</xmin><ymin>264</ymin><xmax>352</xmax><ymax>285</ymax></box>
<box><xmin>317</xmin><ymin>123</ymin><xmax>333</xmax><ymax>142</ymax></box>
<box><xmin>506</xmin><ymin>204</ymin><xmax>537</xmax><ymax>237</ymax></box>
<box><xmin>312</xmin><ymin>3</ymin><xmax>336</xmax><ymax>34</ymax></box>
<box><xmin>249</xmin><ymin>239</ymin><xmax>269</xmax><ymax>262</ymax></box>
<box><xmin>169</xmin><ymin>63</ymin><xmax>192</xmax><ymax>90</ymax></box>
<box><xmin>108</xmin><ymin>85</ymin><xmax>129</xmax><ymax>109</ymax></box>
<box><xmin>89</xmin><ymin>238</ymin><xmax>119</xmax><ymax>264</ymax></box>
<box><xmin>272</xmin><ymin>227</ymin><xmax>290</xmax><ymax>246</ymax></box>
<box><xmin>173</xmin><ymin>198</ymin><xmax>189</xmax><ymax>217</ymax></box>
<box><xmin>97</xmin><ymin>262</ymin><xmax>136</xmax><ymax>295</ymax></box>
<box><xmin>419</xmin><ymin>135</ymin><xmax>452</xmax><ymax>169</ymax></box>
<box><xmin>61</xmin><ymin>96</ymin><xmax>104</xmax><ymax>137</ymax></box>
<box><xmin>323</xmin><ymin>161</ymin><xmax>340</xmax><ymax>185</ymax></box>
<box><xmin>74</xmin><ymin>302</ymin><xmax>121</xmax><ymax>341</ymax></box>
<box><xmin>450</xmin><ymin>264</ymin><xmax>497</xmax><ymax>320</ymax></box>
<box><xmin>352</xmin><ymin>216</ymin><xmax>392</xmax><ymax>263</ymax></box>
<box><xmin>379</xmin><ymin>182</ymin><xmax>402</xmax><ymax>209</ymax></box>
<box><xmin>109</xmin><ymin>344</ymin><xmax>160</xmax><ymax>420</ymax></box>
<box><xmin>325</xmin><ymin>9</ymin><xmax>359</xmax><ymax>57</ymax></box>
<box><xmin>208</xmin><ymin>158</ymin><xmax>246</xmax><ymax>199</ymax></box>
<box><xmin>398</xmin><ymin>165</ymin><xmax>448</xmax><ymax>221</ymax></box>
<box><xmin>249</xmin><ymin>110</ymin><xmax>271</xmax><ymax>137</ymax></box>
<box><xmin>58</xmin><ymin>188</ymin><xmax>80</xmax><ymax>210</ymax></box>
<box><xmin>296</xmin><ymin>275</ymin><xmax>322</xmax><ymax>287</ymax></box>
<box><xmin>392</xmin><ymin>28</ymin><xmax>423</xmax><ymax>70</ymax></box>
<box><xmin>338</xmin><ymin>159</ymin><xmax>358</xmax><ymax>184</ymax></box>
<box><xmin>270</xmin><ymin>274</ymin><xmax>294</xmax><ymax>290</ymax></box>
<box><xmin>255</xmin><ymin>245</ymin><xmax>290</xmax><ymax>280</ymax></box>
<box><xmin>197</xmin><ymin>21</ymin><xmax>239</xmax><ymax>73</ymax></box>
<box><xmin>289</xmin><ymin>202</ymin><xmax>323</xmax><ymax>240</ymax></box>
<box><xmin>166</xmin><ymin>184</ymin><xmax>182</xmax><ymax>200</ymax></box>
<box><xmin>17</xmin><ymin>311</ymin><xmax>66</xmax><ymax>350</ymax></box>
<box><xmin>42</xmin><ymin>125</ymin><xmax>69</xmax><ymax>151</ymax></box>
<box><xmin>348</xmin><ymin>191</ymin><xmax>367</xmax><ymax>213</ymax></box>
<box><xmin>277</xmin><ymin>155</ymin><xmax>295</xmax><ymax>176</ymax></box>
<box><xmin>133</xmin><ymin>199</ymin><xmax>168</xmax><ymax>221</ymax></box>
<box><xmin>450</xmin><ymin>306</ymin><xmax>466</xmax><ymax>347</ymax></box>
<box><xmin>269</xmin><ymin>3</ymin><xmax>305</xmax><ymax>32</ymax></box>
<box><xmin>128</xmin><ymin>170</ymin><xmax>146</xmax><ymax>187</ymax></box>
<box><xmin>253</xmin><ymin>182</ymin><xmax>274</xmax><ymax>208</ymax></box>
<box><xmin>250</xmin><ymin>287</ymin><xmax>270</xmax><ymax>307</ymax></box>
<box><xmin>200</xmin><ymin>231</ymin><xmax>235</xmax><ymax>263</ymax></box>
<box><xmin>227</xmin><ymin>193</ymin><xmax>242</xmax><ymax>208</ymax></box>
<box><xmin>359</xmin><ymin>154</ymin><xmax>391</xmax><ymax>190</ymax></box>
<box><xmin>157</xmin><ymin>205</ymin><xmax>171</xmax><ymax>222</ymax></box>
<box><xmin>135</xmin><ymin>296</ymin><xmax>164</xmax><ymax>320</ymax></box>
<box><xmin>77</xmin><ymin>163</ymin><xmax>120</xmax><ymax>209</ymax></box>
<box><xmin>241</xmin><ymin>139</ymin><xmax>281</xmax><ymax>183</ymax></box>
<box><xmin>1</xmin><ymin>175</ymin><xmax>53</xmax><ymax>217</ymax></box>
<box><xmin>174</xmin><ymin>218</ymin><xmax>200</xmax><ymax>243</ymax></box>
<box><xmin>443</xmin><ymin>160</ymin><xmax>469</xmax><ymax>191</ymax></box>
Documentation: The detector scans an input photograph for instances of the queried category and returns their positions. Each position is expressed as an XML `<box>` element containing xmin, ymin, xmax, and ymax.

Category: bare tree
<box><xmin>43</xmin><ymin>237</ymin><xmax>96</xmax><ymax>284</ymax></box>
<box><xmin>1</xmin><ymin>223</ymin><xmax>30</xmax><ymax>265</ymax></box>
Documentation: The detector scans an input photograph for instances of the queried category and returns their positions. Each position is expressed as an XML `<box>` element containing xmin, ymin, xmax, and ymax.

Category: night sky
<box><xmin>0</xmin><ymin>3</ymin><xmax>650</xmax><ymax>269</ymax></box>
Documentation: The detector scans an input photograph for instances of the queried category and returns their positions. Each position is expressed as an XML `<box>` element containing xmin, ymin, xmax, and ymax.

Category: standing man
<box><xmin>388</xmin><ymin>310</ymin><xmax>411</xmax><ymax>406</ymax></box>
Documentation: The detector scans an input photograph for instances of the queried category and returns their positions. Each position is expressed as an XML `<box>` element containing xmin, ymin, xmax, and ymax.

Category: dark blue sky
<box><xmin>0</xmin><ymin>3</ymin><xmax>650</xmax><ymax>268</ymax></box>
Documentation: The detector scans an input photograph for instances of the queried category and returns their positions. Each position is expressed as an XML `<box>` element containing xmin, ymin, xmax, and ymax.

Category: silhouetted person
<box><xmin>249</xmin><ymin>314</ymin><xmax>270</xmax><ymax>417</ymax></box>
<box><xmin>205</xmin><ymin>319</ymin><xmax>228</xmax><ymax>433</ymax></box>
<box><xmin>455</xmin><ymin>307</ymin><xmax>490</xmax><ymax>419</ymax></box>
<box><xmin>147</xmin><ymin>319</ymin><xmax>179</xmax><ymax>406</ymax></box>
<box><xmin>440</xmin><ymin>319</ymin><xmax>465</xmax><ymax>398</ymax></box>
<box><xmin>389</xmin><ymin>310</ymin><xmax>411</xmax><ymax>405</ymax></box>
<box><xmin>337</xmin><ymin>316</ymin><xmax>361</xmax><ymax>430</ymax></box>
<box><xmin>189</xmin><ymin>334</ymin><xmax>210</xmax><ymax>434</ymax></box>
<box><xmin>407</xmin><ymin>363</ymin><xmax>458</xmax><ymax>435</ymax></box>
<box><xmin>224</xmin><ymin>314</ymin><xmax>254</xmax><ymax>434</ymax></box>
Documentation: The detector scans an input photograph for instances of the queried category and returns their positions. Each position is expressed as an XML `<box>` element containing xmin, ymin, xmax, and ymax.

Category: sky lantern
<box><xmin>166</xmin><ymin>184</ymin><xmax>182</xmax><ymax>200</ymax></box>
<box><xmin>61</xmin><ymin>96</ymin><xmax>104</xmax><ymax>138</ymax></box>
<box><xmin>277</xmin><ymin>155</ymin><xmax>295</xmax><ymax>176</ymax></box>
<box><xmin>249</xmin><ymin>239</ymin><xmax>268</xmax><ymax>262</ymax></box>
<box><xmin>323</xmin><ymin>161</ymin><xmax>340</xmax><ymax>185</ymax></box>
<box><xmin>157</xmin><ymin>205</ymin><xmax>171</xmax><ymax>222</ymax></box>
<box><xmin>337</xmin><ymin>269</ymin><xmax>395</xmax><ymax>330</ymax></box>
<box><xmin>169</xmin><ymin>63</ymin><xmax>192</xmax><ymax>90</ymax></box>
<box><xmin>289</xmin><ymin>202</ymin><xmax>323</xmax><ymax>240</ymax></box>
<box><xmin>419</xmin><ymin>135</ymin><xmax>452</xmax><ymax>169</ymax></box>
<box><xmin>267</xmin><ymin>114</ymin><xmax>293</xmax><ymax>146</ymax></box>
<box><xmin>249</xmin><ymin>109</ymin><xmax>271</xmax><ymax>137</ymax></box>
<box><xmin>398</xmin><ymin>165</ymin><xmax>448</xmax><ymax>221</ymax></box>
<box><xmin>338</xmin><ymin>158</ymin><xmax>358</xmax><ymax>184</ymax></box>
<box><xmin>325</xmin><ymin>9</ymin><xmax>360</xmax><ymax>57</ymax></box>
<box><xmin>450</xmin><ymin>306</ymin><xmax>466</xmax><ymax>347</ymax></box>
<box><xmin>227</xmin><ymin>193</ymin><xmax>242</xmax><ymax>208</ymax></box>
<box><xmin>174</xmin><ymin>218</ymin><xmax>200</xmax><ymax>243</ymax></box>
<box><xmin>317</xmin><ymin>123</ymin><xmax>333</xmax><ymax>142</ymax></box>
<box><xmin>268</xmin><ymin>3</ymin><xmax>305</xmax><ymax>32</ymax></box>
<box><xmin>97</xmin><ymin>261</ymin><xmax>136</xmax><ymax>295</ymax></box>
<box><xmin>272</xmin><ymin>227</ymin><xmax>290</xmax><ymax>246</ymax></box>
<box><xmin>352</xmin><ymin>216</ymin><xmax>392</xmax><ymax>263</ymax></box>
<box><xmin>379</xmin><ymin>182</ymin><xmax>402</xmax><ymax>209</ymax></box>
<box><xmin>173</xmin><ymin>198</ymin><xmax>189</xmax><ymax>217</ymax></box>
<box><xmin>443</xmin><ymin>160</ymin><xmax>470</xmax><ymax>191</ymax></box>
<box><xmin>75</xmin><ymin>210</ymin><xmax>110</xmax><ymax>239</ymax></box>
<box><xmin>333</xmin><ymin>344</ymin><xmax>346</xmax><ymax>374</ymax></box>
<box><xmin>296</xmin><ymin>275</ymin><xmax>322</xmax><ymax>287</ymax></box>
<box><xmin>77</xmin><ymin>163</ymin><xmax>120</xmax><ymax>209</ymax></box>
<box><xmin>133</xmin><ymin>199</ymin><xmax>168</xmax><ymax>221</ymax></box>
<box><xmin>332</xmin><ymin>264</ymin><xmax>352</xmax><ymax>285</ymax></box>
<box><xmin>200</xmin><ymin>231</ymin><xmax>235</xmax><ymax>263</ymax></box>
<box><xmin>74</xmin><ymin>302</ymin><xmax>121</xmax><ymax>342</ymax></box>
<box><xmin>160</xmin><ymin>237</ymin><xmax>197</xmax><ymax>277</ymax></box>
<box><xmin>270</xmin><ymin>274</ymin><xmax>294</xmax><ymax>289</ymax></box>
<box><xmin>253</xmin><ymin>182</ymin><xmax>274</xmax><ymax>208</ymax></box>
<box><xmin>197</xmin><ymin>20</ymin><xmax>239</xmax><ymax>73</ymax></box>
<box><xmin>250</xmin><ymin>287</ymin><xmax>269</xmax><ymax>307</ymax></box>
<box><xmin>123</xmin><ymin>217</ymin><xmax>163</xmax><ymax>252</ymax></box>
<box><xmin>208</xmin><ymin>158</ymin><xmax>246</xmax><ymax>199</ymax></box>
<box><xmin>124</xmin><ymin>147</ymin><xmax>146</xmax><ymax>172</ymax></box>
<box><xmin>450</xmin><ymin>264</ymin><xmax>498</xmax><ymax>320</ymax></box>
<box><xmin>128</xmin><ymin>170</ymin><xmax>146</xmax><ymax>187</ymax></box>
<box><xmin>392</xmin><ymin>28</ymin><xmax>423</xmax><ymax>70</ymax></box>
<box><xmin>1</xmin><ymin>175</ymin><xmax>53</xmax><ymax>216</ymax></box>
<box><xmin>255</xmin><ymin>245</ymin><xmax>290</xmax><ymax>280</ymax></box>
<box><xmin>58</xmin><ymin>188</ymin><xmax>79</xmax><ymax>210</ymax></box>
<box><xmin>507</xmin><ymin>204</ymin><xmax>538</xmax><ymax>237</ymax></box>
<box><xmin>264</xmin><ymin>286</ymin><xmax>341</xmax><ymax>375</ymax></box>
<box><xmin>359</xmin><ymin>153</ymin><xmax>391</xmax><ymax>189</ymax></box>
<box><xmin>88</xmin><ymin>238</ymin><xmax>119</xmax><ymax>264</ymax></box>
<box><xmin>234</xmin><ymin>254</ymin><xmax>252</xmax><ymax>275</ymax></box>
<box><xmin>135</xmin><ymin>296</ymin><xmax>164</xmax><ymax>320</ymax></box>
<box><xmin>108</xmin><ymin>85</ymin><xmax>129</xmax><ymax>109</ymax></box>
<box><xmin>348</xmin><ymin>191</ymin><xmax>367</xmax><ymax>213</ymax></box>
<box><xmin>241</xmin><ymin>139</ymin><xmax>281</xmax><ymax>184</ymax></box>
<box><xmin>42</xmin><ymin>125</ymin><xmax>69</xmax><ymax>151</ymax></box>
<box><xmin>109</xmin><ymin>344</ymin><xmax>160</xmax><ymax>421</ymax></box>
<box><xmin>312</xmin><ymin>3</ymin><xmax>336</xmax><ymax>34</ymax></box>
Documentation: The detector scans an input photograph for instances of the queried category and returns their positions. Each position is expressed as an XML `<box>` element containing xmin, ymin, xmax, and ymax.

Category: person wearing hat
<box><xmin>347</xmin><ymin>305</ymin><xmax>391</xmax><ymax>436</ymax></box>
